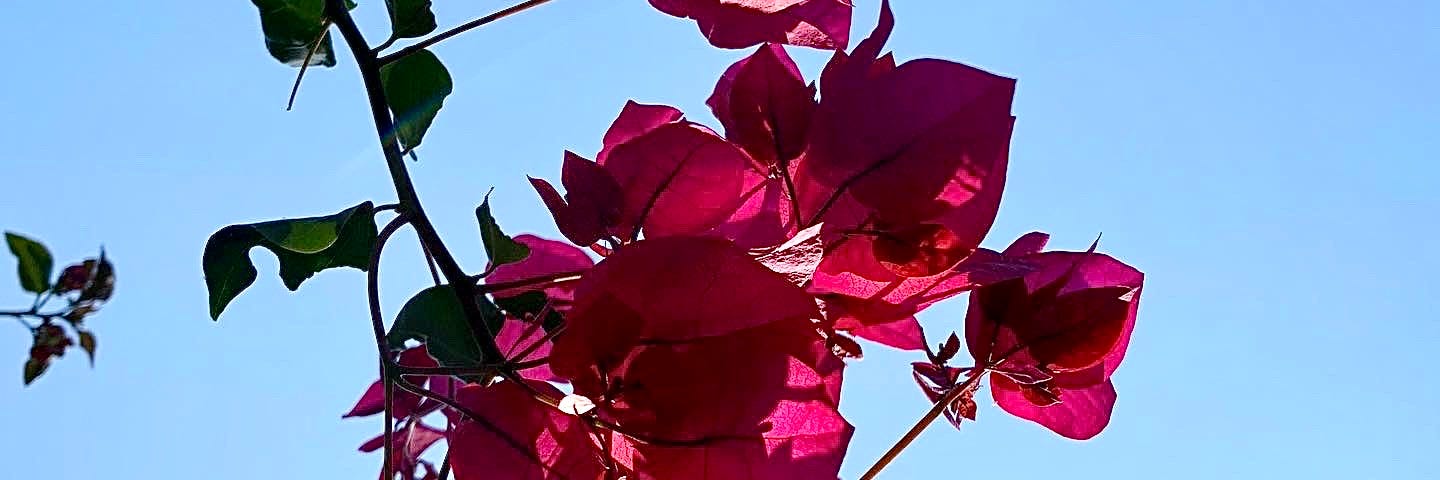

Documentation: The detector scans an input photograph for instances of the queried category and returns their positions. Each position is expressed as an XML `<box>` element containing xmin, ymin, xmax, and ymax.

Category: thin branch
<box><xmin>507</xmin><ymin>321</ymin><xmax>565</xmax><ymax>366</ymax></box>
<box><xmin>857</xmin><ymin>371</ymin><xmax>985</xmax><ymax>480</ymax></box>
<box><xmin>383</xmin><ymin>374</ymin><xmax>396</xmax><ymax>478</ymax></box>
<box><xmin>472</xmin><ymin>270</ymin><xmax>586</xmax><ymax>292</ymax></box>
<box><xmin>377</xmin><ymin>0</ymin><xmax>557</xmax><ymax>66</ymax></box>
<box><xmin>287</xmin><ymin>21</ymin><xmax>332</xmax><ymax>111</ymax></box>
<box><xmin>395</xmin><ymin>365</ymin><xmax>496</xmax><ymax>377</ymax></box>
<box><xmin>510</xmin><ymin>356</ymin><xmax>550</xmax><ymax>371</ymax></box>
<box><xmin>419</xmin><ymin>241</ymin><xmax>443</xmax><ymax>286</ymax></box>
<box><xmin>5</xmin><ymin>313</ymin><xmax>37</xmax><ymax>331</ymax></box>
<box><xmin>370</xmin><ymin>215</ymin><xmax>410</xmax><ymax>480</ymax></box>
<box><xmin>374</xmin><ymin>35</ymin><xmax>398</xmax><ymax>55</ymax></box>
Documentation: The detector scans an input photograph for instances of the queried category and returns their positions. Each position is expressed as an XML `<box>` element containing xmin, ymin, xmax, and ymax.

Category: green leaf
<box><xmin>23</xmin><ymin>358</ymin><xmax>47</xmax><ymax>386</ymax></box>
<box><xmin>476</xmin><ymin>193</ymin><xmax>530</xmax><ymax>268</ymax></box>
<box><xmin>5</xmin><ymin>232</ymin><xmax>53</xmax><ymax>294</ymax></box>
<box><xmin>78</xmin><ymin>331</ymin><xmax>97</xmax><ymax>367</ymax></box>
<box><xmin>387</xmin><ymin>285</ymin><xmax>502</xmax><ymax>367</ymax></box>
<box><xmin>380</xmin><ymin>49</ymin><xmax>452</xmax><ymax>149</ymax></box>
<box><xmin>387</xmin><ymin>0</ymin><xmax>437</xmax><ymax>39</ymax></box>
<box><xmin>250</xmin><ymin>0</ymin><xmax>344</xmax><ymax>67</ymax></box>
<box><xmin>203</xmin><ymin>202</ymin><xmax>377</xmax><ymax>320</ymax></box>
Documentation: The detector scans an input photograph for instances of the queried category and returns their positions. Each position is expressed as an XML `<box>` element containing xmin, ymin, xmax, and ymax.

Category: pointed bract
<box><xmin>708</xmin><ymin>43</ymin><xmax>816</xmax><ymax>167</ymax></box>
<box><xmin>799</xmin><ymin>0</ymin><xmax>1013</xmax><ymax>240</ymax></box>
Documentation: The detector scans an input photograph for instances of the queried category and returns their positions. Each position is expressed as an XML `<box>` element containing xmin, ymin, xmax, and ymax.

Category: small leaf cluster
<box><xmin>4</xmin><ymin>232</ymin><xmax>114</xmax><ymax>385</ymax></box>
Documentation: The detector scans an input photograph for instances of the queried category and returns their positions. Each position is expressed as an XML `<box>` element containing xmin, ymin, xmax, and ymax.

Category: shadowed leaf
<box><xmin>388</xmin><ymin>285</ymin><xmax>500</xmax><ymax>366</ymax></box>
<box><xmin>203</xmin><ymin>202</ymin><xmax>377</xmax><ymax>320</ymax></box>
<box><xmin>250</xmin><ymin>0</ymin><xmax>344</xmax><ymax>67</ymax></box>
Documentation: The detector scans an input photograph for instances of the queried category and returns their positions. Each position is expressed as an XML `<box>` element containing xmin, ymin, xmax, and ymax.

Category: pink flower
<box><xmin>962</xmin><ymin>235</ymin><xmax>1145</xmax><ymax>440</ymax></box>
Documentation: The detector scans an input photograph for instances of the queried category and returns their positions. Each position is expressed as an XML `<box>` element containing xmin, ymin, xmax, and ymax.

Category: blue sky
<box><xmin>2</xmin><ymin>0</ymin><xmax>1437</xmax><ymax>478</ymax></box>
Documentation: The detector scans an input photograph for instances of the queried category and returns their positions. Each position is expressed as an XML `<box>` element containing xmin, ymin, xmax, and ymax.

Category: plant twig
<box><xmin>370</xmin><ymin>215</ymin><xmax>411</xmax><ymax>479</ymax></box>
<box><xmin>858</xmin><ymin>372</ymin><xmax>985</xmax><ymax>480</ymax></box>
<box><xmin>287</xmin><ymin>21</ymin><xmax>332</xmax><ymax>111</ymax></box>
<box><xmin>377</xmin><ymin>0</ymin><xmax>557</xmax><ymax>66</ymax></box>
<box><xmin>472</xmin><ymin>270</ymin><xmax>586</xmax><ymax>292</ymax></box>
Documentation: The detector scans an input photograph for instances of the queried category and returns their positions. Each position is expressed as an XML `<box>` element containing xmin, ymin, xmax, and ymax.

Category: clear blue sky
<box><xmin>2</xmin><ymin>1</ymin><xmax>1437</xmax><ymax>478</ymax></box>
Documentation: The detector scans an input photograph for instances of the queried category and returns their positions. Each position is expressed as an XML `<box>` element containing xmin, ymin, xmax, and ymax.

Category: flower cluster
<box><xmin>342</xmin><ymin>1</ymin><xmax>1144</xmax><ymax>478</ymax></box>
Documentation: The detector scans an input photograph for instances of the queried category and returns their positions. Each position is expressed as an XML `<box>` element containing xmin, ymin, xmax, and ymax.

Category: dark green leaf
<box><xmin>250</xmin><ymin>0</ymin><xmax>340</xmax><ymax>67</ymax></box>
<box><xmin>23</xmin><ymin>358</ymin><xmax>47</xmax><ymax>386</ymax></box>
<box><xmin>476</xmin><ymin>194</ymin><xmax>530</xmax><ymax>268</ymax></box>
<box><xmin>5</xmin><ymin>232</ymin><xmax>53</xmax><ymax>294</ymax></box>
<box><xmin>387</xmin><ymin>285</ymin><xmax>501</xmax><ymax>367</ymax></box>
<box><xmin>78</xmin><ymin>331</ymin><xmax>96</xmax><ymax>367</ymax></box>
<box><xmin>203</xmin><ymin>202</ymin><xmax>377</xmax><ymax>320</ymax></box>
<box><xmin>380</xmin><ymin>49</ymin><xmax>452</xmax><ymax>149</ymax></box>
<box><xmin>387</xmin><ymin>0</ymin><xmax>437</xmax><ymax>39</ymax></box>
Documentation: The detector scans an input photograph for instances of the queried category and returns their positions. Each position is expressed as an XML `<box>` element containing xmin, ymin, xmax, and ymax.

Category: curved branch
<box><xmin>370</xmin><ymin>214</ymin><xmax>411</xmax><ymax>479</ymax></box>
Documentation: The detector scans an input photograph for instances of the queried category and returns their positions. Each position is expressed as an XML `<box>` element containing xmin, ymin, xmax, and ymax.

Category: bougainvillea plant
<box><xmin>3</xmin><ymin>232</ymin><xmax>115</xmax><ymax>385</ymax></box>
<box><xmin>207</xmin><ymin>0</ymin><xmax>1145</xmax><ymax>478</ymax></box>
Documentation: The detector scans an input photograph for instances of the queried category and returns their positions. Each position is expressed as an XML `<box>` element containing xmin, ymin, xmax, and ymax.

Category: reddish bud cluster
<box><xmin>346</xmin><ymin>2</ymin><xmax>1144</xmax><ymax>478</ymax></box>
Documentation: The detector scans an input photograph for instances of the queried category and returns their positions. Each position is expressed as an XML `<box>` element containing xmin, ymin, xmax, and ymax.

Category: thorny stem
<box><xmin>377</xmin><ymin>0</ymin><xmax>558</xmax><ymax>66</ymax></box>
<box><xmin>325</xmin><ymin>0</ymin><xmax>506</xmax><ymax>365</ymax></box>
